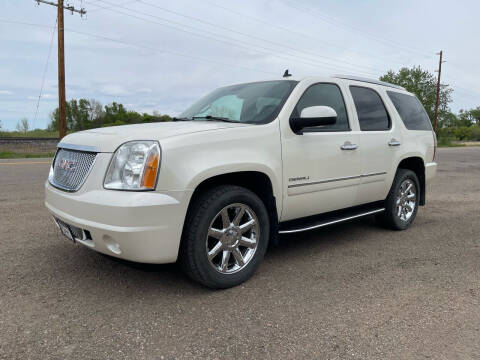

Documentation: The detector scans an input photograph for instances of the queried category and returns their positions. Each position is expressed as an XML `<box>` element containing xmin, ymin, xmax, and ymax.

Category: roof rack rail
<box><xmin>332</xmin><ymin>74</ymin><xmax>406</xmax><ymax>90</ymax></box>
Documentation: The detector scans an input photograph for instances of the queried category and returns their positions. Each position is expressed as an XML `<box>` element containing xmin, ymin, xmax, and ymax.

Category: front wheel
<box><xmin>377</xmin><ymin>169</ymin><xmax>420</xmax><ymax>230</ymax></box>
<box><xmin>180</xmin><ymin>185</ymin><xmax>270</xmax><ymax>289</ymax></box>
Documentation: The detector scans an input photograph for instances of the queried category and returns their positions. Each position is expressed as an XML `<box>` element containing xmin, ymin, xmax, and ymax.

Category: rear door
<box><xmin>349</xmin><ymin>85</ymin><xmax>403</xmax><ymax>205</ymax></box>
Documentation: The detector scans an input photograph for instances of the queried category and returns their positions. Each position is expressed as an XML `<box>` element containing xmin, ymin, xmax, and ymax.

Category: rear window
<box><xmin>350</xmin><ymin>86</ymin><xmax>390</xmax><ymax>131</ymax></box>
<box><xmin>387</xmin><ymin>91</ymin><xmax>432</xmax><ymax>130</ymax></box>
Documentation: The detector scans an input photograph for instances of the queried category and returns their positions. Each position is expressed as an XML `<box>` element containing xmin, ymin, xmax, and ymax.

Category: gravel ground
<box><xmin>0</xmin><ymin>148</ymin><xmax>479</xmax><ymax>359</ymax></box>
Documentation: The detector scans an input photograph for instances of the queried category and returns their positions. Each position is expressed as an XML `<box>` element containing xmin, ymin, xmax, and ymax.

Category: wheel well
<box><xmin>186</xmin><ymin>171</ymin><xmax>279</xmax><ymax>244</ymax></box>
<box><xmin>398</xmin><ymin>157</ymin><xmax>426</xmax><ymax>205</ymax></box>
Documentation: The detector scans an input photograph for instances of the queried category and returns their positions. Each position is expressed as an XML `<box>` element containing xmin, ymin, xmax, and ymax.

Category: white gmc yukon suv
<box><xmin>45</xmin><ymin>75</ymin><xmax>437</xmax><ymax>288</ymax></box>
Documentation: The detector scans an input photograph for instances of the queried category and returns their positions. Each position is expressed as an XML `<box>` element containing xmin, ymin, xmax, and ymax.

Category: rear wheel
<box><xmin>377</xmin><ymin>169</ymin><xmax>420</xmax><ymax>230</ymax></box>
<box><xmin>180</xmin><ymin>185</ymin><xmax>269</xmax><ymax>289</ymax></box>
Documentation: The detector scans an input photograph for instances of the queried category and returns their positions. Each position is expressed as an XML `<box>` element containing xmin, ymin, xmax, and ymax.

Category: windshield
<box><xmin>179</xmin><ymin>80</ymin><xmax>298</xmax><ymax>124</ymax></box>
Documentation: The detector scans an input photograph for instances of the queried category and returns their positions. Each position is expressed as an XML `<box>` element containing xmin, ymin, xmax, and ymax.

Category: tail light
<box><xmin>432</xmin><ymin>131</ymin><xmax>437</xmax><ymax>161</ymax></box>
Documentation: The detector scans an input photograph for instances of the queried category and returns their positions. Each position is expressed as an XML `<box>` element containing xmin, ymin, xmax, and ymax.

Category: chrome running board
<box><xmin>279</xmin><ymin>204</ymin><xmax>385</xmax><ymax>234</ymax></box>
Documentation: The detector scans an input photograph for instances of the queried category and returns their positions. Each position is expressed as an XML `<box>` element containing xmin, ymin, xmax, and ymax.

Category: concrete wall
<box><xmin>0</xmin><ymin>138</ymin><xmax>58</xmax><ymax>154</ymax></box>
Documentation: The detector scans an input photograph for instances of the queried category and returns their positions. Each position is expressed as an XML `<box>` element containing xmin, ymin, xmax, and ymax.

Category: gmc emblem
<box><xmin>58</xmin><ymin>159</ymin><xmax>76</xmax><ymax>171</ymax></box>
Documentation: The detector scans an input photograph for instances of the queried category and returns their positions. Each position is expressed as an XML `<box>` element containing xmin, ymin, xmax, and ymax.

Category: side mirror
<box><xmin>290</xmin><ymin>106</ymin><xmax>337</xmax><ymax>135</ymax></box>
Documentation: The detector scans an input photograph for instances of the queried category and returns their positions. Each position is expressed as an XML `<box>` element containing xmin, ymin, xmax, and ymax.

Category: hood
<box><xmin>58</xmin><ymin>121</ymin><xmax>250</xmax><ymax>152</ymax></box>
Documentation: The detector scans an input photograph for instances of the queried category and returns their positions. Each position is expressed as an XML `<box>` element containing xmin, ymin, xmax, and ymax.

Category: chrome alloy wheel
<box><xmin>206</xmin><ymin>203</ymin><xmax>260</xmax><ymax>274</ymax></box>
<box><xmin>396</xmin><ymin>179</ymin><xmax>417</xmax><ymax>222</ymax></box>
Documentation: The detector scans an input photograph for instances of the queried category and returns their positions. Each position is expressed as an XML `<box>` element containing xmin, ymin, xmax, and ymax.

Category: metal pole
<box><xmin>57</xmin><ymin>0</ymin><xmax>66</xmax><ymax>139</ymax></box>
<box><xmin>433</xmin><ymin>50</ymin><xmax>443</xmax><ymax>133</ymax></box>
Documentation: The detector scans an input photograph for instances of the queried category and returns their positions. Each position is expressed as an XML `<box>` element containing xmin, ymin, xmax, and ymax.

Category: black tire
<box><xmin>180</xmin><ymin>185</ymin><xmax>270</xmax><ymax>289</ymax></box>
<box><xmin>377</xmin><ymin>169</ymin><xmax>420</xmax><ymax>230</ymax></box>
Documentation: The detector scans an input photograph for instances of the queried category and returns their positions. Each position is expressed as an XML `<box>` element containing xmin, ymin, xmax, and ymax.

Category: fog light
<box><xmin>103</xmin><ymin>235</ymin><xmax>121</xmax><ymax>255</ymax></box>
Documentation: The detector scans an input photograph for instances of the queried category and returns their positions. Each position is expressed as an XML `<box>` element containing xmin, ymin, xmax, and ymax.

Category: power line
<box><xmin>33</xmin><ymin>17</ymin><xmax>57</xmax><ymax>130</ymax></box>
<box><xmin>2</xmin><ymin>18</ymin><xmax>479</xmax><ymax>109</ymax></box>
<box><xmin>88</xmin><ymin>0</ymin><xmax>138</xmax><ymax>13</ymax></box>
<box><xmin>137</xmin><ymin>0</ymin><xmax>385</xmax><ymax>75</ymax></box>
<box><xmin>444</xmin><ymin>75</ymin><xmax>480</xmax><ymax>95</ymax></box>
<box><xmin>154</xmin><ymin>0</ymin><xmax>480</xmax><ymax>98</ymax></box>
<box><xmin>86</xmin><ymin>2</ymin><xmax>318</xmax><ymax>72</ymax></box>
<box><xmin>201</xmin><ymin>0</ymin><xmax>412</xmax><ymax>68</ymax></box>
<box><xmin>0</xmin><ymin>19</ymin><xmax>279</xmax><ymax>76</ymax></box>
<box><xmin>88</xmin><ymin>0</ymin><xmax>383</xmax><ymax>77</ymax></box>
<box><xmin>283</xmin><ymin>0</ymin><xmax>433</xmax><ymax>58</ymax></box>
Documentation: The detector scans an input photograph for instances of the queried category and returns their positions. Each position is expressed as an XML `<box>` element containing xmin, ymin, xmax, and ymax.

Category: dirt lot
<box><xmin>0</xmin><ymin>147</ymin><xmax>479</xmax><ymax>359</ymax></box>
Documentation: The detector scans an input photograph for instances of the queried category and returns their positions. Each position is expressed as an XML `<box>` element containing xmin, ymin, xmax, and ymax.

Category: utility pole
<box><xmin>433</xmin><ymin>50</ymin><xmax>445</xmax><ymax>133</ymax></box>
<box><xmin>34</xmin><ymin>1</ymin><xmax>86</xmax><ymax>139</ymax></box>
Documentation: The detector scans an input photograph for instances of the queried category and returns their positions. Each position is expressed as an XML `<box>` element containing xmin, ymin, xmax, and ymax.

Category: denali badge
<box><xmin>58</xmin><ymin>159</ymin><xmax>76</xmax><ymax>171</ymax></box>
<box><xmin>289</xmin><ymin>176</ymin><xmax>310</xmax><ymax>182</ymax></box>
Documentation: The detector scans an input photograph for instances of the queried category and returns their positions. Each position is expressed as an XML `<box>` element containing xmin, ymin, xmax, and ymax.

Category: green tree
<box><xmin>437</xmin><ymin>111</ymin><xmax>459</xmax><ymax>128</ymax></box>
<box><xmin>49</xmin><ymin>99</ymin><xmax>97</xmax><ymax>131</ymax></box>
<box><xmin>458</xmin><ymin>107</ymin><xmax>480</xmax><ymax>126</ymax></box>
<box><xmin>48</xmin><ymin>98</ymin><xmax>172</xmax><ymax>131</ymax></box>
<box><xmin>380</xmin><ymin>66</ymin><xmax>453</xmax><ymax>125</ymax></box>
<box><xmin>103</xmin><ymin>102</ymin><xmax>127</xmax><ymax>126</ymax></box>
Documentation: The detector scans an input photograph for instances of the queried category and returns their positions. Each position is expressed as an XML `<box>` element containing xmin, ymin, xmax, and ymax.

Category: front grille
<box><xmin>50</xmin><ymin>148</ymin><xmax>96</xmax><ymax>191</ymax></box>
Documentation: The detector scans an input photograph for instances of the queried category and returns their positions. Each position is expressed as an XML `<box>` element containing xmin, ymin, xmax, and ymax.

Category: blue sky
<box><xmin>1</xmin><ymin>0</ymin><xmax>479</xmax><ymax>130</ymax></box>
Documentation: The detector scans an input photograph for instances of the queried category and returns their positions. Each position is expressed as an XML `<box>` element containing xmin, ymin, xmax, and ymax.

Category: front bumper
<box><xmin>45</xmin><ymin>182</ymin><xmax>192</xmax><ymax>263</ymax></box>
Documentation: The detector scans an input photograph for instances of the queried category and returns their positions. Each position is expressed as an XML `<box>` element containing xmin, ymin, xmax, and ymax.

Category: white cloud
<box><xmin>137</xmin><ymin>88</ymin><xmax>153</xmax><ymax>94</ymax></box>
<box><xmin>99</xmin><ymin>84</ymin><xmax>131</xmax><ymax>96</ymax></box>
<box><xmin>27</xmin><ymin>94</ymin><xmax>56</xmax><ymax>100</ymax></box>
<box><xmin>0</xmin><ymin>90</ymin><xmax>12</xmax><ymax>95</ymax></box>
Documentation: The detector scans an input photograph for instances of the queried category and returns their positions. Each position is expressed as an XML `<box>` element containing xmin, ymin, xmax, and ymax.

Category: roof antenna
<box><xmin>283</xmin><ymin>69</ymin><xmax>292</xmax><ymax>78</ymax></box>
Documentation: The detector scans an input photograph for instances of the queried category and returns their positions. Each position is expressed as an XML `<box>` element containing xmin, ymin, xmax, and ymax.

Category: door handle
<box><xmin>340</xmin><ymin>141</ymin><xmax>358</xmax><ymax>150</ymax></box>
<box><xmin>388</xmin><ymin>139</ymin><xmax>401</xmax><ymax>147</ymax></box>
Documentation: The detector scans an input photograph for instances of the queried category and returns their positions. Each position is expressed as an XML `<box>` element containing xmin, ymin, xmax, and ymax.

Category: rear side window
<box><xmin>291</xmin><ymin>83</ymin><xmax>349</xmax><ymax>131</ymax></box>
<box><xmin>387</xmin><ymin>91</ymin><xmax>432</xmax><ymax>130</ymax></box>
<box><xmin>350</xmin><ymin>86</ymin><xmax>390</xmax><ymax>131</ymax></box>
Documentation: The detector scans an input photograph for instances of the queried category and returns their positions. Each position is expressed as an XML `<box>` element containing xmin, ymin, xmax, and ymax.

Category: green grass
<box><xmin>0</xmin><ymin>151</ymin><xmax>55</xmax><ymax>159</ymax></box>
<box><xmin>0</xmin><ymin>130</ymin><xmax>60</xmax><ymax>138</ymax></box>
<box><xmin>436</xmin><ymin>135</ymin><xmax>465</xmax><ymax>148</ymax></box>
<box><xmin>437</xmin><ymin>143</ymin><xmax>465</xmax><ymax>148</ymax></box>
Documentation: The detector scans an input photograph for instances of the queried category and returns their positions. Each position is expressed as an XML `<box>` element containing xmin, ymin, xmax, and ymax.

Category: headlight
<box><xmin>104</xmin><ymin>141</ymin><xmax>161</xmax><ymax>191</ymax></box>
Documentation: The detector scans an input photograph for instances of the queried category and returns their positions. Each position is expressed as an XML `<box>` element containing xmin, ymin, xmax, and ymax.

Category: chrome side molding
<box><xmin>288</xmin><ymin>172</ymin><xmax>387</xmax><ymax>188</ymax></box>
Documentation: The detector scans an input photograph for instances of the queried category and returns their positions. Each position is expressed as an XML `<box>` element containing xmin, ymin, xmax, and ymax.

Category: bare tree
<box><xmin>16</xmin><ymin>118</ymin><xmax>30</xmax><ymax>135</ymax></box>
<box><xmin>88</xmin><ymin>99</ymin><xmax>104</xmax><ymax>127</ymax></box>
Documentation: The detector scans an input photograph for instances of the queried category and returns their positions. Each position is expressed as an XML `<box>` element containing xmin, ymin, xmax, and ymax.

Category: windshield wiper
<box><xmin>192</xmin><ymin>115</ymin><xmax>237</xmax><ymax>123</ymax></box>
<box><xmin>172</xmin><ymin>117</ymin><xmax>192</xmax><ymax>121</ymax></box>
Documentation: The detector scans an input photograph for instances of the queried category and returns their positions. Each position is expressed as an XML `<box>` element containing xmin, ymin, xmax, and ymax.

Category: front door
<box><xmin>280</xmin><ymin>82</ymin><xmax>363</xmax><ymax>222</ymax></box>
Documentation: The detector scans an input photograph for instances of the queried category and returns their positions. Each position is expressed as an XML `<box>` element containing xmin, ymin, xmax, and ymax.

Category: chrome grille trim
<box><xmin>49</xmin><ymin>148</ymin><xmax>97</xmax><ymax>192</ymax></box>
<box><xmin>57</xmin><ymin>142</ymin><xmax>101</xmax><ymax>153</ymax></box>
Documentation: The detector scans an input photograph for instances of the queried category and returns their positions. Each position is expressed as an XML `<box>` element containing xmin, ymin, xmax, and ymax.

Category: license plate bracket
<box><xmin>54</xmin><ymin>218</ymin><xmax>75</xmax><ymax>243</ymax></box>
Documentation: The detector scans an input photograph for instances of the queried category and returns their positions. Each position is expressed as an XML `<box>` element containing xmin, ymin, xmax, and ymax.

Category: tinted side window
<box><xmin>387</xmin><ymin>91</ymin><xmax>432</xmax><ymax>130</ymax></box>
<box><xmin>291</xmin><ymin>83</ymin><xmax>349</xmax><ymax>131</ymax></box>
<box><xmin>350</xmin><ymin>86</ymin><xmax>390</xmax><ymax>131</ymax></box>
